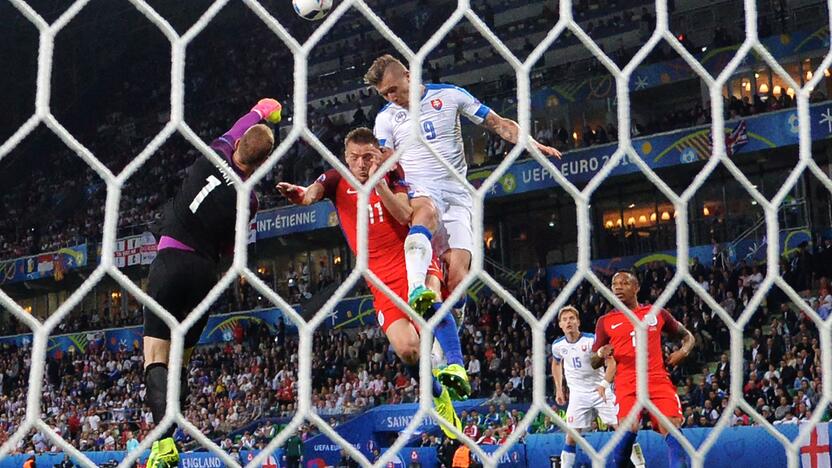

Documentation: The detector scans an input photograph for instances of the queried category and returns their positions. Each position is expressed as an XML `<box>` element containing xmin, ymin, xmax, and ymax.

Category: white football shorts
<box><xmin>565</xmin><ymin>389</ymin><xmax>619</xmax><ymax>429</ymax></box>
<box><xmin>408</xmin><ymin>181</ymin><xmax>473</xmax><ymax>256</ymax></box>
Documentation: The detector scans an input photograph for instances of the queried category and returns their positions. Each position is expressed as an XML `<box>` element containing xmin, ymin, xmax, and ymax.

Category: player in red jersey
<box><xmin>590</xmin><ymin>270</ymin><xmax>695</xmax><ymax>468</ymax></box>
<box><xmin>276</xmin><ymin>127</ymin><xmax>468</xmax><ymax>438</ymax></box>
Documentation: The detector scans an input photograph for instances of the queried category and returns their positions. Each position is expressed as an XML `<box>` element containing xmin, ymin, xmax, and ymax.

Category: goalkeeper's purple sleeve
<box><xmin>218</xmin><ymin>111</ymin><xmax>262</xmax><ymax>148</ymax></box>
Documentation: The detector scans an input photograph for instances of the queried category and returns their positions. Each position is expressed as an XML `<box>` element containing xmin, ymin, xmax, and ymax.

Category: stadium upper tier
<box><xmin>305</xmin><ymin>0</ymin><xmax>651</xmax><ymax>103</ymax></box>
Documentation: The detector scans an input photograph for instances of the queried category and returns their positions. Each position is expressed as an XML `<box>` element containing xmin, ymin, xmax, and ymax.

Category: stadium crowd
<box><xmin>0</xmin><ymin>255</ymin><xmax>352</xmax><ymax>337</ymax></box>
<box><xmin>2</xmin><ymin>235</ymin><xmax>832</xmax><ymax>455</ymax></box>
<box><xmin>2</xmin><ymin>0</ymin><xmax>832</xmax><ymax>462</ymax></box>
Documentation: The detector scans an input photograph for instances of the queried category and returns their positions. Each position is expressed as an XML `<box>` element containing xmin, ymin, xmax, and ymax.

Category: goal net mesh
<box><xmin>1</xmin><ymin>0</ymin><xmax>830</xmax><ymax>467</ymax></box>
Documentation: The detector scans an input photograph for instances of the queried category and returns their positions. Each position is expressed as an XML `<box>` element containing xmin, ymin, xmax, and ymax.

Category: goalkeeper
<box><xmin>142</xmin><ymin>99</ymin><xmax>281</xmax><ymax>468</ymax></box>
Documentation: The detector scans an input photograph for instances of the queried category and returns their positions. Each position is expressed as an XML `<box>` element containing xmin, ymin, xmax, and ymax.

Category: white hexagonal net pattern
<box><xmin>2</xmin><ymin>0</ymin><xmax>832</xmax><ymax>467</ymax></box>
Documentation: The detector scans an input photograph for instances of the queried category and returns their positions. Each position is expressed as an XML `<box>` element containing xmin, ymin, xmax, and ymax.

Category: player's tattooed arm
<box><xmin>590</xmin><ymin>344</ymin><xmax>613</xmax><ymax>369</ymax></box>
<box><xmin>481</xmin><ymin>111</ymin><xmax>562</xmax><ymax>158</ymax></box>
<box><xmin>598</xmin><ymin>357</ymin><xmax>616</xmax><ymax>403</ymax></box>
<box><xmin>603</xmin><ymin>356</ymin><xmax>616</xmax><ymax>383</ymax></box>
<box><xmin>666</xmin><ymin>324</ymin><xmax>696</xmax><ymax>367</ymax></box>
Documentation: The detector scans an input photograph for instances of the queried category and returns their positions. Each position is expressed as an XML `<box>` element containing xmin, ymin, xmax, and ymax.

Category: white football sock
<box><xmin>431</xmin><ymin>339</ymin><xmax>446</xmax><ymax>367</ymax></box>
<box><xmin>404</xmin><ymin>232</ymin><xmax>432</xmax><ymax>293</ymax></box>
<box><xmin>560</xmin><ymin>449</ymin><xmax>576</xmax><ymax>468</ymax></box>
<box><xmin>631</xmin><ymin>442</ymin><xmax>646</xmax><ymax>468</ymax></box>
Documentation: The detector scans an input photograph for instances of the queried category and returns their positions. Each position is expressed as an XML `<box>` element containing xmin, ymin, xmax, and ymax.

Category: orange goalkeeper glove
<box><xmin>252</xmin><ymin>98</ymin><xmax>282</xmax><ymax>124</ymax></box>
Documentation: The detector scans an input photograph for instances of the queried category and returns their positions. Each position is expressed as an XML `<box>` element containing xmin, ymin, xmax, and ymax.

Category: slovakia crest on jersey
<box><xmin>430</xmin><ymin>98</ymin><xmax>443</xmax><ymax>110</ymax></box>
<box><xmin>581</xmin><ymin>344</ymin><xmax>587</xmax><ymax>352</ymax></box>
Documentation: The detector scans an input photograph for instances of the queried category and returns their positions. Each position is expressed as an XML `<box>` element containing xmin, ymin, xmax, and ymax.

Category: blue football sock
<box><xmin>432</xmin><ymin>303</ymin><xmax>464</xmax><ymax>366</ymax></box>
<box><xmin>666</xmin><ymin>433</ymin><xmax>688</xmax><ymax>468</ymax></box>
<box><xmin>612</xmin><ymin>431</ymin><xmax>637</xmax><ymax>468</ymax></box>
<box><xmin>432</xmin><ymin>375</ymin><xmax>443</xmax><ymax>398</ymax></box>
<box><xmin>408</xmin><ymin>225</ymin><xmax>433</xmax><ymax>241</ymax></box>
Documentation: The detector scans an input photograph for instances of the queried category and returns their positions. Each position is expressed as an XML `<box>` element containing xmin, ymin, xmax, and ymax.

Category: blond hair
<box><xmin>363</xmin><ymin>54</ymin><xmax>406</xmax><ymax>87</ymax></box>
<box><xmin>558</xmin><ymin>306</ymin><xmax>580</xmax><ymax>321</ymax></box>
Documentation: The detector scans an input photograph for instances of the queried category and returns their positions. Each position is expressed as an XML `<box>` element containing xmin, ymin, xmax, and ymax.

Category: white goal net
<box><xmin>1</xmin><ymin>0</ymin><xmax>831</xmax><ymax>467</ymax></box>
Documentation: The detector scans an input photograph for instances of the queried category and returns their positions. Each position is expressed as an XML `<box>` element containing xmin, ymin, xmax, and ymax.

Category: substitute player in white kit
<box><xmin>551</xmin><ymin>306</ymin><xmax>645</xmax><ymax>468</ymax></box>
<box><xmin>363</xmin><ymin>54</ymin><xmax>561</xmax><ymax>334</ymax></box>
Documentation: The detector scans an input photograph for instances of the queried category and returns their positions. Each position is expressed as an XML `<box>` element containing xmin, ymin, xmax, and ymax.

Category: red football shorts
<box><xmin>616</xmin><ymin>382</ymin><xmax>683</xmax><ymax>429</ymax></box>
<box><xmin>369</xmin><ymin>257</ymin><xmax>443</xmax><ymax>333</ymax></box>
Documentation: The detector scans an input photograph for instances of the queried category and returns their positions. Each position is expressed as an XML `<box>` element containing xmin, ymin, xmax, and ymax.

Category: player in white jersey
<box><xmin>551</xmin><ymin>306</ymin><xmax>645</xmax><ymax>468</ymax></box>
<box><xmin>363</xmin><ymin>55</ymin><xmax>561</xmax><ymax>335</ymax></box>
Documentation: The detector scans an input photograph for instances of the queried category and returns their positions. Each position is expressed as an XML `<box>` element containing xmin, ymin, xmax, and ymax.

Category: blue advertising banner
<box><xmin>524</xmin><ymin>423</ymin><xmax>830</xmax><ymax>468</ymax></box>
<box><xmin>303</xmin><ymin>405</ymin><xmax>831</xmax><ymax>468</ymax></box>
<box><xmin>103</xmin><ymin>326</ymin><xmax>144</xmax><ymax>353</ymax></box>
<box><xmin>473</xmin><ymin>444</ymin><xmax>526</xmax><ymax>467</ymax></box>
<box><xmin>538</xmin><ymin>231</ymin><xmax>812</xmax><ymax>292</ymax></box>
<box><xmin>240</xmin><ymin>448</ymin><xmax>286</xmax><ymax>467</ymax></box>
<box><xmin>368</xmin><ymin>399</ymin><xmax>488</xmax><ymax>432</ymax></box>
<box><xmin>0</xmin><ymin>298</ymin><xmax>382</xmax><ymax>357</ymax></box>
<box><xmin>317</xmin><ymin>295</ymin><xmax>378</xmax><ymax>331</ymax></box>
<box><xmin>47</xmin><ymin>331</ymin><xmax>105</xmax><ymax>358</ymax></box>
<box><xmin>3</xmin><ymin>424</ymin><xmax>826</xmax><ymax>468</ymax></box>
<box><xmin>543</xmin><ymin>245</ymin><xmax>715</xmax><ymax>290</ymax></box>
<box><xmin>732</xmin><ymin>228</ymin><xmax>811</xmax><ymax>264</ymax></box>
<box><xmin>470</xmin><ymin>103</ymin><xmax>832</xmax><ymax>198</ymax></box>
<box><xmin>256</xmin><ymin>101</ymin><xmax>832</xmax><ymax>241</ymax></box>
<box><xmin>255</xmin><ymin>201</ymin><xmax>339</xmax><ymax>240</ymax></box>
<box><xmin>379</xmin><ymin>445</ymin><xmax>526</xmax><ymax>468</ymax></box>
<box><xmin>303</xmin><ymin>399</ymin><xmax>487</xmax><ymax>466</ymax></box>
<box><xmin>0</xmin><ymin>244</ymin><xmax>87</xmax><ymax>285</ymax></box>
<box><xmin>0</xmin><ymin>310</ymin><xmax>290</xmax><ymax>357</ymax></box>
<box><xmin>303</xmin><ymin>416</ymin><xmax>375</xmax><ymax>468</ymax></box>
<box><xmin>0</xmin><ymin>449</ymin><xmax>286</xmax><ymax>468</ymax></box>
<box><xmin>198</xmin><ymin>308</ymin><xmax>287</xmax><ymax>343</ymax></box>
<box><xmin>0</xmin><ymin>330</ymin><xmax>105</xmax><ymax>359</ymax></box>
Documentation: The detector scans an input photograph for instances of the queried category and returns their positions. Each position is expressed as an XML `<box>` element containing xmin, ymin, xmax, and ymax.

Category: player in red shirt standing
<box><xmin>276</xmin><ymin>127</ymin><xmax>467</xmax><ymax>438</ymax></box>
<box><xmin>590</xmin><ymin>270</ymin><xmax>695</xmax><ymax>468</ymax></box>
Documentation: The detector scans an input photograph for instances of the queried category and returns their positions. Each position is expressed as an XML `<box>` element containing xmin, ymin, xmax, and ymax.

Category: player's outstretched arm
<box><xmin>481</xmin><ymin>111</ymin><xmax>562</xmax><ymax>159</ymax></box>
<box><xmin>221</xmin><ymin>99</ymin><xmax>282</xmax><ymax>147</ymax></box>
<box><xmin>276</xmin><ymin>181</ymin><xmax>324</xmax><ymax>206</ymax></box>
